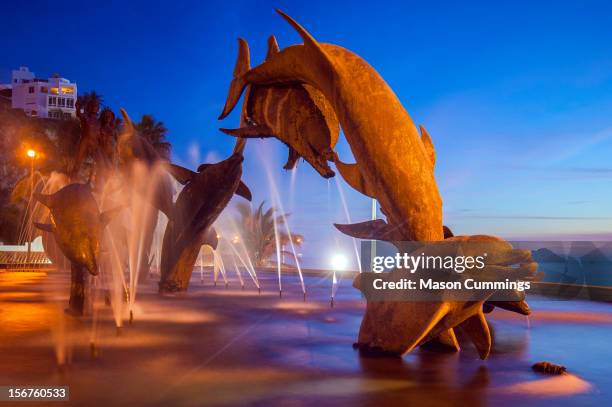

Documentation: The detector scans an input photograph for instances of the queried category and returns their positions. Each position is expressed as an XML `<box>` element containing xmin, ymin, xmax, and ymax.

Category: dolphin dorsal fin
<box><xmin>275</xmin><ymin>10</ymin><xmax>336</xmax><ymax>85</ymax></box>
<box><xmin>234</xmin><ymin>38</ymin><xmax>251</xmax><ymax>77</ymax></box>
<box><xmin>235</xmin><ymin>180</ymin><xmax>252</xmax><ymax>201</ymax></box>
<box><xmin>419</xmin><ymin>125</ymin><xmax>436</xmax><ymax>167</ymax></box>
<box><xmin>266</xmin><ymin>35</ymin><xmax>280</xmax><ymax>60</ymax></box>
<box><xmin>334</xmin><ymin>160</ymin><xmax>376</xmax><ymax>199</ymax></box>
<box><xmin>167</xmin><ymin>164</ymin><xmax>197</xmax><ymax>185</ymax></box>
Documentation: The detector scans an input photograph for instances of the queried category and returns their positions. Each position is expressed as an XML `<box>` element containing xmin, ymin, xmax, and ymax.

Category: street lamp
<box><xmin>26</xmin><ymin>148</ymin><xmax>37</xmax><ymax>265</ymax></box>
<box><xmin>331</xmin><ymin>253</ymin><xmax>348</xmax><ymax>271</ymax></box>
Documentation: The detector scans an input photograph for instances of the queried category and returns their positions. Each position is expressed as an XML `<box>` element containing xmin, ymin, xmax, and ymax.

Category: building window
<box><xmin>48</xmin><ymin>96</ymin><xmax>57</xmax><ymax>106</ymax></box>
<box><xmin>31</xmin><ymin>110</ymin><xmax>38</xmax><ymax>116</ymax></box>
<box><xmin>41</xmin><ymin>86</ymin><xmax>48</xmax><ymax>93</ymax></box>
<box><xmin>28</xmin><ymin>86</ymin><xmax>35</xmax><ymax>93</ymax></box>
<box><xmin>63</xmin><ymin>112</ymin><xmax>71</xmax><ymax>120</ymax></box>
<box><xmin>58</xmin><ymin>98</ymin><xmax>66</xmax><ymax>107</ymax></box>
<box><xmin>50</xmin><ymin>87</ymin><xmax>59</xmax><ymax>95</ymax></box>
<box><xmin>61</xmin><ymin>86</ymin><xmax>74</xmax><ymax>94</ymax></box>
<box><xmin>66</xmin><ymin>98</ymin><xmax>74</xmax><ymax>108</ymax></box>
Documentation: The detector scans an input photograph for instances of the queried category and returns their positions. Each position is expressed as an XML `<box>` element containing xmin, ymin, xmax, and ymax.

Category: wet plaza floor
<box><xmin>0</xmin><ymin>270</ymin><xmax>611</xmax><ymax>406</ymax></box>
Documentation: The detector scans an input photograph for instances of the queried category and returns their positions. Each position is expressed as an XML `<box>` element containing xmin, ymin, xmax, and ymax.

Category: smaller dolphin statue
<box><xmin>34</xmin><ymin>183</ymin><xmax>122</xmax><ymax>315</ymax></box>
<box><xmin>159</xmin><ymin>139</ymin><xmax>251</xmax><ymax>293</ymax></box>
<box><xmin>220</xmin><ymin>36</ymin><xmax>339</xmax><ymax>178</ymax></box>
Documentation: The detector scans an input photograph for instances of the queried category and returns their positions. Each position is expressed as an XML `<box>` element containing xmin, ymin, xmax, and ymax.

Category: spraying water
<box><xmin>259</xmin><ymin>143</ymin><xmax>306</xmax><ymax>297</ymax></box>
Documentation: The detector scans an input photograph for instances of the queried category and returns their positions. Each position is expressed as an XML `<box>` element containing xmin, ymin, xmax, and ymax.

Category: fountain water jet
<box><xmin>259</xmin><ymin>143</ymin><xmax>306</xmax><ymax>297</ymax></box>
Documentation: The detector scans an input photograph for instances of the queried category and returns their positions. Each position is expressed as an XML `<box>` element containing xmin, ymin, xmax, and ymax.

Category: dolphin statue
<box><xmin>339</xmin><ymin>221</ymin><xmax>536</xmax><ymax>355</ymax></box>
<box><xmin>220</xmin><ymin>36</ymin><xmax>339</xmax><ymax>178</ymax></box>
<box><xmin>34</xmin><ymin>183</ymin><xmax>122</xmax><ymax>314</ymax></box>
<box><xmin>159</xmin><ymin>139</ymin><xmax>251</xmax><ymax>293</ymax></box>
<box><xmin>219</xmin><ymin>10</ymin><xmax>443</xmax><ymax>241</ymax></box>
<box><xmin>116</xmin><ymin>108</ymin><xmax>175</xmax><ymax>219</ymax></box>
<box><xmin>351</xmin><ymin>234</ymin><xmax>537</xmax><ymax>358</ymax></box>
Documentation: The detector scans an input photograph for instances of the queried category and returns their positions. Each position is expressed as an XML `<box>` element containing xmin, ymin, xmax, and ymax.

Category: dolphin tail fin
<box><xmin>266</xmin><ymin>35</ymin><xmax>280</xmax><ymax>60</ymax></box>
<box><xmin>219</xmin><ymin>38</ymin><xmax>251</xmax><ymax>120</ymax></box>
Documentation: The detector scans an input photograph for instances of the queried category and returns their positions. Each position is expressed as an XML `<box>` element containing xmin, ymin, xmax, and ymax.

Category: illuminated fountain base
<box><xmin>0</xmin><ymin>270</ymin><xmax>610</xmax><ymax>406</ymax></box>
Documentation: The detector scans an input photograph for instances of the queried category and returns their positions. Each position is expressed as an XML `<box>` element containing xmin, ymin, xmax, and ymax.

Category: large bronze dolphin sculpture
<box><xmin>34</xmin><ymin>183</ymin><xmax>122</xmax><ymax>314</ymax></box>
<box><xmin>159</xmin><ymin>139</ymin><xmax>251</xmax><ymax>293</ymax></box>
<box><xmin>220</xmin><ymin>36</ymin><xmax>339</xmax><ymax>178</ymax></box>
<box><xmin>219</xmin><ymin>10</ymin><xmax>442</xmax><ymax>241</ymax></box>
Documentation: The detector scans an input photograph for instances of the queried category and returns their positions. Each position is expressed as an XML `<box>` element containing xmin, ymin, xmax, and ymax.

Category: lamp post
<box><xmin>26</xmin><ymin>148</ymin><xmax>36</xmax><ymax>265</ymax></box>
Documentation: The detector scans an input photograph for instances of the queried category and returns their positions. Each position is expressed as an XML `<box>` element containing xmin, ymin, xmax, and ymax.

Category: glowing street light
<box><xmin>331</xmin><ymin>253</ymin><xmax>348</xmax><ymax>271</ymax></box>
<box><xmin>231</xmin><ymin>235</ymin><xmax>240</xmax><ymax>244</ymax></box>
<box><xmin>25</xmin><ymin>148</ymin><xmax>38</xmax><ymax>265</ymax></box>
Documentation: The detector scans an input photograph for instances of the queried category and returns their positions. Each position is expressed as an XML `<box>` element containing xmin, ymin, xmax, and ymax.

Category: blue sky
<box><xmin>3</xmin><ymin>0</ymin><xmax>612</xmax><ymax>268</ymax></box>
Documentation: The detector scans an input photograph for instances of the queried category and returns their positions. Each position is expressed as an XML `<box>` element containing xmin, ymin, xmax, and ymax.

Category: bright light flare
<box><xmin>330</xmin><ymin>253</ymin><xmax>348</xmax><ymax>271</ymax></box>
<box><xmin>26</xmin><ymin>149</ymin><xmax>36</xmax><ymax>158</ymax></box>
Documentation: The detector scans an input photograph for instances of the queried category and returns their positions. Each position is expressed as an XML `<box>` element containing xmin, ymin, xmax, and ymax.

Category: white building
<box><xmin>4</xmin><ymin>66</ymin><xmax>77</xmax><ymax>120</ymax></box>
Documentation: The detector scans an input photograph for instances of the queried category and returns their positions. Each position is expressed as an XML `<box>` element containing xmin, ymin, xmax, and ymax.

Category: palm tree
<box><xmin>235</xmin><ymin>201</ymin><xmax>303</xmax><ymax>267</ymax></box>
<box><xmin>135</xmin><ymin>114</ymin><xmax>171</xmax><ymax>160</ymax></box>
<box><xmin>76</xmin><ymin>91</ymin><xmax>103</xmax><ymax>116</ymax></box>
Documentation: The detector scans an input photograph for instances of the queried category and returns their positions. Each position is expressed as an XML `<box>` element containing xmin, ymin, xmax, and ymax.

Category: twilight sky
<box><xmin>2</xmin><ymin>0</ymin><xmax>612</xmax><ymax>268</ymax></box>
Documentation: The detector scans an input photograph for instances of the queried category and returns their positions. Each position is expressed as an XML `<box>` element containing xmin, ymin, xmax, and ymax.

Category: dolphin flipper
<box><xmin>220</xmin><ymin>125</ymin><xmax>274</xmax><ymax>139</ymax></box>
<box><xmin>34</xmin><ymin>222</ymin><xmax>55</xmax><ymax>233</ymax></box>
<box><xmin>424</xmin><ymin>328</ymin><xmax>460</xmax><ymax>352</ymax></box>
<box><xmin>235</xmin><ymin>181</ymin><xmax>252</xmax><ymax>201</ymax></box>
<box><xmin>457</xmin><ymin>311</ymin><xmax>491</xmax><ymax>360</ymax></box>
<box><xmin>283</xmin><ymin>147</ymin><xmax>300</xmax><ymax>170</ymax></box>
<box><xmin>334</xmin><ymin>219</ymin><xmax>404</xmax><ymax>242</ymax></box>
<box><xmin>334</xmin><ymin>160</ymin><xmax>376</xmax><ymax>199</ymax></box>
<box><xmin>34</xmin><ymin>192</ymin><xmax>54</xmax><ymax>208</ymax></box>
<box><xmin>167</xmin><ymin>164</ymin><xmax>196</xmax><ymax>185</ymax></box>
